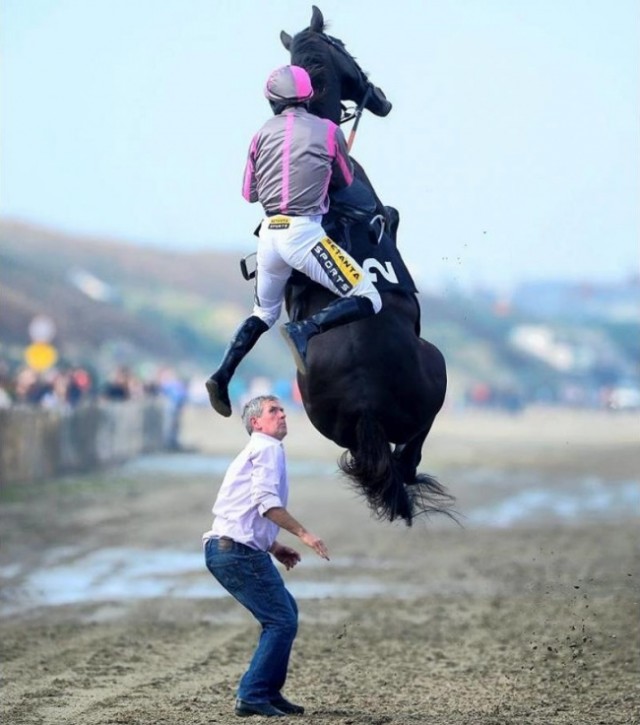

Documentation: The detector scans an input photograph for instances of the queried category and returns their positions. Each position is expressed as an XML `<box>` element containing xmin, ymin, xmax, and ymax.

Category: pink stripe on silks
<box><xmin>326</xmin><ymin>119</ymin><xmax>336</xmax><ymax>156</ymax></box>
<box><xmin>280</xmin><ymin>113</ymin><xmax>295</xmax><ymax>212</ymax></box>
<box><xmin>328</xmin><ymin>122</ymin><xmax>354</xmax><ymax>184</ymax></box>
<box><xmin>241</xmin><ymin>161</ymin><xmax>254</xmax><ymax>201</ymax></box>
<box><xmin>242</xmin><ymin>137</ymin><xmax>258</xmax><ymax>201</ymax></box>
<box><xmin>319</xmin><ymin>121</ymin><xmax>335</xmax><ymax>201</ymax></box>
<box><xmin>290</xmin><ymin>65</ymin><xmax>312</xmax><ymax>99</ymax></box>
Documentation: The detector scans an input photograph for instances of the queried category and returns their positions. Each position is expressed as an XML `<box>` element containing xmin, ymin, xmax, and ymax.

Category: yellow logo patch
<box><xmin>268</xmin><ymin>215</ymin><xmax>291</xmax><ymax>230</ymax></box>
<box><xmin>318</xmin><ymin>238</ymin><xmax>362</xmax><ymax>286</ymax></box>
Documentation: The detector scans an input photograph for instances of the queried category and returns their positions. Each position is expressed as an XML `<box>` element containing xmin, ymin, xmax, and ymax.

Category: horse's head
<box><xmin>280</xmin><ymin>5</ymin><xmax>392</xmax><ymax>125</ymax></box>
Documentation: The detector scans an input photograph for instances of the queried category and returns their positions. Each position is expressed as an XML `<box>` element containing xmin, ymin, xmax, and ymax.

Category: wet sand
<box><xmin>1</xmin><ymin>406</ymin><xmax>639</xmax><ymax>724</ymax></box>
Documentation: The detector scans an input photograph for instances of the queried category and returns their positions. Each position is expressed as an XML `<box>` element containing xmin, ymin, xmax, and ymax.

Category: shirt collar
<box><xmin>251</xmin><ymin>431</ymin><xmax>284</xmax><ymax>447</ymax></box>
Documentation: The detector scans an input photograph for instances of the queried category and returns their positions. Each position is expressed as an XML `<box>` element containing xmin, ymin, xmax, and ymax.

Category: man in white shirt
<box><xmin>203</xmin><ymin>395</ymin><xmax>329</xmax><ymax>718</ymax></box>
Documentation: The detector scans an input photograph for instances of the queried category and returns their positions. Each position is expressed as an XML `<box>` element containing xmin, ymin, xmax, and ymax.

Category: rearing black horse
<box><xmin>279</xmin><ymin>6</ymin><xmax>455</xmax><ymax>525</ymax></box>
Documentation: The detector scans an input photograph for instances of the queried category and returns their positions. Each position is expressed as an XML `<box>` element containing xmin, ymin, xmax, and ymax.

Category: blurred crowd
<box><xmin>1</xmin><ymin>364</ymin><xmax>92</xmax><ymax>409</ymax></box>
<box><xmin>0</xmin><ymin>361</ymin><xmax>305</xmax><ymax>450</ymax></box>
<box><xmin>0</xmin><ymin>362</ymin><xmax>186</xmax><ymax>409</ymax></box>
<box><xmin>0</xmin><ymin>362</ymin><xmax>191</xmax><ymax>450</ymax></box>
<box><xmin>463</xmin><ymin>379</ymin><xmax>640</xmax><ymax>413</ymax></box>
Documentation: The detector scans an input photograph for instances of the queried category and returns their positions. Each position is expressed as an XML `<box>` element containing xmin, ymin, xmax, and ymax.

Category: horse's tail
<box><xmin>338</xmin><ymin>414</ymin><xmax>457</xmax><ymax>526</ymax></box>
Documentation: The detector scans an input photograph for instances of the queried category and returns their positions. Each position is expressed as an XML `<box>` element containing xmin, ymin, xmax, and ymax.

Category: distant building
<box><xmin>512</xmin><ymin>278</ymin><xmax>640</xmax><ymax>322</ymax></box>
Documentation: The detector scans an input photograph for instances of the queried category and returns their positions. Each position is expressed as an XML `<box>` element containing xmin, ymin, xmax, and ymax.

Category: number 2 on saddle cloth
<box><xmin>240</xmin><ymin>207</ymin><xmax>418</xmax><ymax>302</ymax></box>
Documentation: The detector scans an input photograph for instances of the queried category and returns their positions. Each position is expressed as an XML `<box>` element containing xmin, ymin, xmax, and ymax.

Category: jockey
<box><xmin>206</xmin><ymin>65</ymin><xmax>382</xmax><ymax>417</ymax></box>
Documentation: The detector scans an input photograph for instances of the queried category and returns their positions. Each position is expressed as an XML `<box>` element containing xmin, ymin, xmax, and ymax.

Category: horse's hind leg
<box><xmin>394</xmin><ymin>425</ymin><xmax>457</xmax><ymax>522</ymax></box>
<box><xmin>393</xmin><ymin>425</ymin><xmax>432</xmax><ymax>484</ymax></box>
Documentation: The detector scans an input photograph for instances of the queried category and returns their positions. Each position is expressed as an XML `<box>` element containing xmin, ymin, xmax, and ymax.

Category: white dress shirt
<box><xmin>202</xmin><ymin>432</ymin><xmax>289</xmax><ymax>552</ymax></box>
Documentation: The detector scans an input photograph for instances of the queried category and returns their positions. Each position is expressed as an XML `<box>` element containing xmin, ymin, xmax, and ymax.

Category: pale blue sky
<box><xmin>1</xmin><ymin>0</ymin><xmax>638</xmax><ymax>292</ymax></box>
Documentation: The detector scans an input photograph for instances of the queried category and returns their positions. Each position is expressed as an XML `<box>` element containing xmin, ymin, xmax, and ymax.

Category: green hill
<box><xmin>1</xmin><ymin>219</ymin><xmax>634</xmax><ymax>407</ymax></box>
<box><xmin>0</xmin><ymin>220</ymin><xmax>290</xmax><ymax>380</ymax></box>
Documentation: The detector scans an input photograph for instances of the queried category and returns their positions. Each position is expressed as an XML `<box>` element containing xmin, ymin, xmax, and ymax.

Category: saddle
<box><xmin>302</xmin><ymin>204</ymin><xmax>419</xmax><ymax>297</ymax></box>
<box><xmin>243</xmin><ymin>205</ymin><xmax>418</xmax><ymax>297</ymax></box>
<box><xmin>288</xmin><ymin>204</ymin><xmax>421</xmax><ymax>337</ymax></box>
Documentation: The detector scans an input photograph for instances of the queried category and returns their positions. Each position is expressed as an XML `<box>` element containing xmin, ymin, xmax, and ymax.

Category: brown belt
<box><xmin>216</xmin><ymin>537</ymin><xmax>233</xmax><ymax>552</ymax></box>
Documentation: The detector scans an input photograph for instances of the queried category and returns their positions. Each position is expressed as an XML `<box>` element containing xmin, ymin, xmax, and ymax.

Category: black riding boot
<box><xmin>205</xmin><ymin>316</ymin><xmax>268</xmax><ymax>417</ymax></box>
<box><xmin>280</xmin><ymin>297</ymin><xmax>375</xmax><ymax>375</ymax></box>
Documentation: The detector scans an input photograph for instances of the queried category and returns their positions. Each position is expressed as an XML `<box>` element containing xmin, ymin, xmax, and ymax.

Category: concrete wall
<box><xmin>0</xmin><ymin>400</ymin><xmax>166</xmax><ymax>486</ymax></box>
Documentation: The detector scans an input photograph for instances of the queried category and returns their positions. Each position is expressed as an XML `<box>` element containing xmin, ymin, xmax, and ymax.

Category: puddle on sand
<box><xmin>2</xmin><ymin>457</ymin><xmax>637</xmax><ymax>616</ymax></box>
<box><xmin>0</xmin><ymin>549</ymin><xmax>415</xmax><ymax>617</ymax></box>
<box><xmin>123</xmin><ymin>455</ymin><xmax>639</xmax><ymax>526</ymax></box>
<box><xmin>467</xmin><ymin>477</ymin><xmax>639</xmax><ymax>527</ymax></box>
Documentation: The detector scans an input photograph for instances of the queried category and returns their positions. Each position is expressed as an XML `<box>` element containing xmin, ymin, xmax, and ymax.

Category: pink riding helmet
<box><xmin>264</xmin><ymin>65</ymin><xmax>314</xmax><ymax>103</ymax></box>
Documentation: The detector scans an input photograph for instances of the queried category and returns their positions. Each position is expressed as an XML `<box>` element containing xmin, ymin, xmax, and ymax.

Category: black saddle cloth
<box><xmin>289</xmin><ymin>213</ymin><xmax>419</xmax><ymax>297</ymax></box>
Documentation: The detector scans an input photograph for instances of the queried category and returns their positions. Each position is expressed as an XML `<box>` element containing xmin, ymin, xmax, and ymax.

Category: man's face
<box><xmin>252</xmin><ymin>399</ymin><xmax>287</xmax><ymax>440</ymax></box>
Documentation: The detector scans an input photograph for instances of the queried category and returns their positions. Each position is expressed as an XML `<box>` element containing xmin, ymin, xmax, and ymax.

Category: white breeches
<box><xmin>252</xmin><ymin>215</ymin><xmax>382</xmax><ymax>328</ymax></box>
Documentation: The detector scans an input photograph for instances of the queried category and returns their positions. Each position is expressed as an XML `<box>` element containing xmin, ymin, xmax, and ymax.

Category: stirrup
<box><xmin>280</xmin><ymin>323</ymin><xmax>309</xmax><ymax>376</ymax></box>
<box><xmin>369</xmin><ymin>213</ymin><xmax>385</xmax><ymax>244</ymax></box>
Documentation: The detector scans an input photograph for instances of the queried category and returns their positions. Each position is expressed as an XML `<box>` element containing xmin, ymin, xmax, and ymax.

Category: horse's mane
<box><xmin>290</xmin><ymin>31</ymin><xmax>331</xmax><ymax>104</ymax></box>
<box><xmin>290</xmin><ymin>25</ymin><xmax>368</xmax><ymax>114</ymax></box>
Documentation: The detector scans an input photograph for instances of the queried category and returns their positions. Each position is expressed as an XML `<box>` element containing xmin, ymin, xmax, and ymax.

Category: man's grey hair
<box><xmin>241</xmin><ymin>395</ymin><xmax>280</xmax><ymax>435</ymax></box>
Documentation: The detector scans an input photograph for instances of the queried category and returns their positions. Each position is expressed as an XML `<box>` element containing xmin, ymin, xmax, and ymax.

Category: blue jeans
<box><xmin>204</xmin><ymin>537</ymin><xmax>298</xmax><ymax>704</ymax></box>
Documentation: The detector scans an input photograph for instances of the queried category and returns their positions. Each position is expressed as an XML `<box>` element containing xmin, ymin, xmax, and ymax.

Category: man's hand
<box><xmin>265</xmin><ymin>507</ymin><xmax>330</xmax><ymax>561</ymax></box>
<box><xmin>270</xmin><ymin>542</ymin><xmax>301</xmax><ymax>570</ymax></box>
<box><xmin>300</xmin><ymin>531</ymin><xmax>330</xmax><ymax>560</ymax></box>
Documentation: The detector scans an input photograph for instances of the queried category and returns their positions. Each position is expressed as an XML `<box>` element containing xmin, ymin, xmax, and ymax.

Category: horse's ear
<box><xmin>280</xmin><ymin>30</ymin><xmax>292</xmax><ymax>50</ymax></box>
<box><xmin>310</xmin><ymin>5</ymin><xmax>324</xmax><ymax>32</ymax></box>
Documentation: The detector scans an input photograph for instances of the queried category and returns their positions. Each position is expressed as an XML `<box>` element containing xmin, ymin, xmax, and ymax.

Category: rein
<box><xmin>346</xmin><ymin>85</ymin><xmax>371</xmax><ymax>151</ymax></box>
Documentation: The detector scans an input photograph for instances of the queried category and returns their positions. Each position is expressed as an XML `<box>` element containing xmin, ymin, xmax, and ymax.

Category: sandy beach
<box><xmin>1</xmin><ymin>405</ymin><xmax>638</xmax><ymax>724</ymax></box>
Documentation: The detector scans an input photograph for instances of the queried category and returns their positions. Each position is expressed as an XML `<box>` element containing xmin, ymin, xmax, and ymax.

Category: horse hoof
<box><xmin>205</xmin><ymin>378</ymin><xmax>232</xmax><ymax>417</ymax></box>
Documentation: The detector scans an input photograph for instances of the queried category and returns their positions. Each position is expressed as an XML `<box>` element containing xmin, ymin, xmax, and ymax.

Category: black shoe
<box><xmin>234</xmin><ymin>698</ymin><xmax>286</xmax><ymax>717</ymax></box>
<box><xmin>280</xmin><ymin>319</ymin><xmax>319</xmax><ymax>375</ymax></box>
<box><xmin>205</xmin><ymin>375</ymin><xmax>231</xmax><ymax>417</ymax></box>
<box><xmin>271</xmin><ymin>696</ymin><xmax>305</xmax><ymax>715</ymax></box>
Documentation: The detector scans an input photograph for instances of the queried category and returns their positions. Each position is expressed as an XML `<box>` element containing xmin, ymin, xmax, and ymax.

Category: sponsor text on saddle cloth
<box><xmin>264</xmin><ymin>214</ymin><xmax>373</xmax><ymax>297</ymax></box>
<box><xmin>266</xmin><ymin>214</ymin><xmax>365</xmax><ymax>296</ymax></box>
<box><xmin>286</xmin><ymin>215</ymin><xmax>418</xmax><ymax>299</ymax></box>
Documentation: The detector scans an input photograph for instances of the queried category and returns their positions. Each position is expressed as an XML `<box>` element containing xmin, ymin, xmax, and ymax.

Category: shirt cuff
<box><xmin>257</xmin><ymin>495</ymin><xmax>283</xmax><ymax>517</ymax></box>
